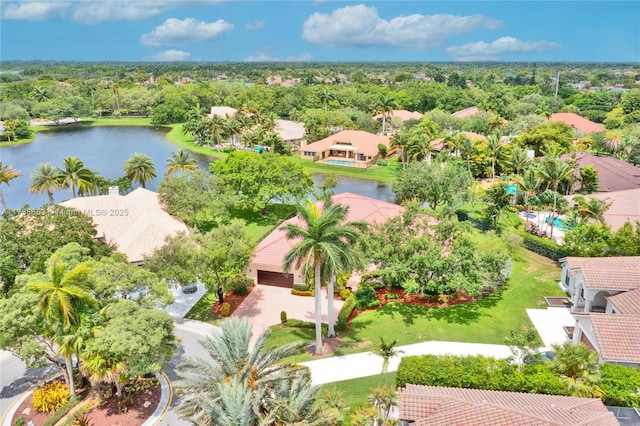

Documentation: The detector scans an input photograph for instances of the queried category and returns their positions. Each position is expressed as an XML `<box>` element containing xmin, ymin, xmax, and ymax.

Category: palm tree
<box><xmin>573</xmin><ymin>195</ymin><xmax>612</xmax><ymax>225</ymax></box>
<box><xmin>603</xmin><ymin>129</ymin><xmax>625</xmax><ymax>152</ymax></box>
<box><xmin>2</xmin><ymin>119</ymin><xmax>19</xmax><ymax>142</ymax></box>
<box><xmin>124</xmin><ymin>152</ymin><xmax>157</xmax><ymax>188</ymax></box>
<box><xmin>487</xmin><ymin>115</ymin><xmax>506</xmax><ymax>136</ymax></box>
<box><xmin>513</xmin><ymin>165</ymin><xmax>542</xmax><ymax>211</ymax></box>
<box><xmin>448</xmin><ymin>133</ymin><xmax>477</xmax><ymax>174</ymax></box>
<box><xmin>318</xmin><ymin>88</ymin><xmax>335</xmax><ymax>114</ymax></box>
<box><xmin>487</xmin><ymin>133</ymin><xmax>503</xmax><ymax>179</ymax></box>
<box><xmin>536</xmin><ymin>156</ymin><xmax>575</xmax><ymax>240</ymax></box>
<box><xmin>503</xmin><ymin>146</ymin><xmax>531</xmax><ymax>176</ymax></box>
<box><xmin>535</xmin><ymin>102</ymin><xmax>551</xmax><ymax>119</ymax></box>
<box><xmin>375</xmin><ymin>94</ymin><xmax>396</xmax><ymax>134</ymax></box>
<box><xmin>29</xmin><ymin>162</ymin><xmax>64</xmax><ymax>205</ymax></box>
<box><xmin>283</xmin><ymin>200</ymin><xmax>363</xmax><ymax>354</ymax></box>
<box><xmin>548</xmin><ymin>342</ymin><xmax>603</xmax><ymax>398</ymax></box>
<box><xmin>165</xmin><ymin>149</ymin><xmax>198</xmax><ymax>176</ymax></box>
<box><xmin>62</xmin><ymin>156</ymin><xmax>93</xmax><ymax>198</ymax></box>
<box><xmin>206</xmin><ymin>115</ymin><xmax>226</xmax><ymax>145</ymax></box>
<box><xmin>391</xmin><ymin>131</ymin><xmax>411</xmax><ymax>168</ymax></box>
<box><xmin>33</xmin><ymin>85</ymin><xmax>50</xmax><ymax>102</ymax></box>
<box><xmin>28</xmin><ymin>261</ymin><xmax>96</xmax><ymax>396</ymax></box>
<box><xmin>372</xmin><ymin>337</ymin><xmax>403</xmax><ymax>376</ymax></box>
<box><xmin>174</xmin><ymin>316</ymin><xmax>307</xmax><ymax>425</ymax></box>
<box><xmin>0</xmin><ymin>162</ymin><xmax>21</xmax><ymax>211</ymax></box>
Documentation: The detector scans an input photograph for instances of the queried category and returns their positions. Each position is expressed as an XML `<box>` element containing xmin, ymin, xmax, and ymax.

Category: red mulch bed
<box><xmin>13</xmin><ymin>379</ymin><xmax>161</xmax><ymax>426</ymax></box>
<box><xmin>211</xmin><ymin>286</ymin><xmax>254</xmax><ymax>317</ymax></box>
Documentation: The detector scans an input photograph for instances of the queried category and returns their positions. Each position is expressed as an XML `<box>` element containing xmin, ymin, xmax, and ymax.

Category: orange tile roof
<box><xmin>550</xmin><ymin>113</ymin><xmax>606</xmax><ymax>134</ymax></box>
<box><xmin>302</xmin><ymin>130</ymin><xmax>390</xmax><ymax>158</ymax></box>
<box><xmin>565</xmin><ymin>188</ymin><xmax>640</xmax><ymax>232</ymax></box>
<box><xmin>563</xmin><ymin>256</ymin><xmax>640</xmax><ymax>271</ymax></box>
<box><xmin>250</xmin><ymin>193</ymin><xmax>406</xmax><ymax>273</ymax></box>
<box><xmin>590</xmin><ymin>314</ymin><xmax>640</xmax><ymax>363</ymax></box>
<box><xmin>374</xmin><ymin>109</ymin><xmax>423</xmax><ymax>121</ymax></box>
<box><xmin>580</xmin><ymin>267</ymin><xmax>640</xmax><ymax>290</ymax></box>
<box><xmin>607</xmin><ymin>289</ymin><xmax>640</xmax><ymax>314</ymax></box>
<box><xmin>208</xmin><ymin>106</ymin><xmax>237</xmax><ymax>118</ymax></box>
<box><xmin>399</xmin><ymin>385</ymin><xmax>617</xmax><ymax>426</ymax></box>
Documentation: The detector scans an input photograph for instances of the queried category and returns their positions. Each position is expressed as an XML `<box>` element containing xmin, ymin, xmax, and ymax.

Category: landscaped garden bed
<box><xmin>544</xmin><ymin>296</ymin><xmax>572</xmax><ymax>307</ymax></box>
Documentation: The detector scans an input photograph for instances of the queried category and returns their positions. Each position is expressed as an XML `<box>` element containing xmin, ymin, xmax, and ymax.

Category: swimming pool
<box><xmin>546</xmin><ymin>217</ymin><xmax>567</xmax><ymax>229</ymax></box>
<box><xmin>322</xmin><ymin>159</ymin><xmax>359</xmax><ymax>167</ymax></box>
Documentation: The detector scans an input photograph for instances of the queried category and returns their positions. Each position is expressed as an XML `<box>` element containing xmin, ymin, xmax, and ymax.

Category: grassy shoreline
<box><xmin>3</xmin><ymin>117</ymin><xmax>398</xmax><ymax>183</ymax></box>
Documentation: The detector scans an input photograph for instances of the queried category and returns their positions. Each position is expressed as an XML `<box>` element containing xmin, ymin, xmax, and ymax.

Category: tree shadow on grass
<box><xmin>365</xmin><ymin>291</ymin><xmax>504</xmax><ymax>327</ymax></box>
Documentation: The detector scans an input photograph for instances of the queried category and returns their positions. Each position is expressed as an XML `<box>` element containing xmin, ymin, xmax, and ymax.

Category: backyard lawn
<box><xmin>320</xmin><ymin>373</ymin><xmax>396</xmax><ymax>409</ymax></box>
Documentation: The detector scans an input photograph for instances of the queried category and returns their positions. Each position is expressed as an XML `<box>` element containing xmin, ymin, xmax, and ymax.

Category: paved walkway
<box><xmin>300</xmin><ymin>341</ymin><xmax>513</xmax><ymax>385</ymax></box>
<box><xmin>163</xmin><ymin>283</ymin><xmax>207</xmax><ymax>320</ymax></box>
<box><xmin>526</xmin><ymin>306</ymin><xmax>574</xmax><ymax>349</ymax></box>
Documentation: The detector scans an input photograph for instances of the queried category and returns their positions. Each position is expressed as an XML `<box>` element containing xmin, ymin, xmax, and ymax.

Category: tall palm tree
<box><xmin>513</xmin><ymin>165</ymin><xmax>542</xmax><ymax>211</ymax></box>
<box><xmin>503</xmin><ymin>146</ymin><xmax>530</xmax><ymax>176</ymax></box>
<box><xmin>29</xmin><ymin>162</ymin><xmax>64</xmax><ymax>205</ymax></box>
<box><xmin>206</xmin><ymin>115</ymin><xmax>226</xmax><ymax>145</ymax></box>
<box><xmin>2</xmin><ymin>119</ymin><xmax>19</xmax><ymax>142</ymax></box>
<box><xmin>391</xmin><ymin>130</ymin><xmax>410</xmax><ymax>168</ymax></box>
<box><xmin>62</xmin><ymin>156</ymin><xmax>93</xmax><ymax>198</ymax></box>
<box><xmin>33</xmin><ymin>85</ymin><xmax>50</xmax><ymax>102</ymax></box>
<box><xmin>372</xmin><ymin>337</ymin><xmax>403</xmax><ymax>376</ymax></box>
<box><xmin>28</xmin><ymin>261</ymin><xmax>96</xmax><ymax>396</ymax></box>
<box><xmin>318</xmin><ymin>88</ymin><xmax>335</xmax><ymax>114</ymax></box>
<box><xmin>487</xmin><ymin>115</ymin><xmax>506</xmax><ymax>136</ymax></box>
<box><xmin>487</xmin><ymin>133</ymin><xmax>503</xmax><ymax>179</ymax></box>
<box><xmin>283</xmin><ymin>200</ymin><xmax>363</xmax><ymax>354</ymax></box>
<box><xmin>165</xmin><ymin>149</ymin><xmax>198</xmax><ymax>176</ymax></box>
<box><xmin>0</xmin><ymin>162</ymin><xmax>21</xmax><ymax>211</ymax></box>
<box><xmin>174</xmin><ymin>316</ymin><xmax>306</xmax><ymax>425</ymax></box>
<box><xmin>448</xmin><ymin>133</ymin><xmax>477</xmax><ymax>174</ymax></box>
<box><xmin>375</xmin><ymin>94</ymin><xmax>396</xmax><ymax>134</ymax></box>
<box><xmin>536</xmin><ymin>157</ymin><xmax>575</xmax><ymax>240</ymax></box>
<box><xmin>124</xmin><ymin>152</ymin><xmax>157</xmax><ymax>188</ymax></box>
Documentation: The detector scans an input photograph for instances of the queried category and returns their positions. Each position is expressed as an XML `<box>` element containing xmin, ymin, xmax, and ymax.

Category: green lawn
<box><xmin>267</xmin><ymin>242</ymin><xmax>564</xmax><ymax>362</ymax></box>
<box><xmin>320</xmin><ymin>373</ymin><xmax>396</xmax><ymax>408</ymax></box>
<box><xmin>288</xmin><ymin>156</ymin><xmax>401</xmax><ymax>183</ymax></box>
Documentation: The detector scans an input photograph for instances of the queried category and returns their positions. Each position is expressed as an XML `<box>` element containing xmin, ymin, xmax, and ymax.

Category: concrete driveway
<box><xmin>233</xmin><ymin>284</ymin><xmax>344</xmax><ymax>337</ymax></box>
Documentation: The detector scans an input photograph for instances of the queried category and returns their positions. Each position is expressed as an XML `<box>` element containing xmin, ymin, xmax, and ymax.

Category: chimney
<box><xmin>108</xmin><ymin>186</ymin><xmax>120</xmax><ymax>196</ymax></box>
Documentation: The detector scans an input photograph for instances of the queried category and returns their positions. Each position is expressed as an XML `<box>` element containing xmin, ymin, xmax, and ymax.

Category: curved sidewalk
<box><xmin>301</xmin><ymin>341</ymin><xmax>513</xmax><ymax>385</ymax></box>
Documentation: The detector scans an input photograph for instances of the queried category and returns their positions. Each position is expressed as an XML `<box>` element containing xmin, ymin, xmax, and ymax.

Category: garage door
<box><xmin>257</xmin><ymin>270</ymin><xmax>293</xmax><ymax>288</ymax></box>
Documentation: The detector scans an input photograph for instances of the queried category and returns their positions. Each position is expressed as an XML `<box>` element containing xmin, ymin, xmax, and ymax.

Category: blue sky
<box><xmin>1</xmin><ymin>1</ymin><xmax>638</xmax><ymax>62</ymax></box>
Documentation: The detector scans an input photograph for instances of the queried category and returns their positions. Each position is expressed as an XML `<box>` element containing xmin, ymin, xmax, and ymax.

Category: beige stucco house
<box><xmin>301</xmin><ymin>130</ymin><xmax>393</xmax><ymax>168</ymax></box>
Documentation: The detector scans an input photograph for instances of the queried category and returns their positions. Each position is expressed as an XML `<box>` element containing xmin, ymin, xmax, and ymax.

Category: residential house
<box><xmin>451</xmin><ymin>106</ymin><xmax>480</xmax><ymax>118</ymax></box>
<box><xmin>560</xmin><ymin>151</ymin><xmax>640</xmax><ymax>193</ymax></box>
<box><xmin>301</xmin><ymin>130</ymin><xmax>393</xmax><ymax>168</ymax></box>
<box><xmin>565</xmin><ymin>187</ymin><xmax>640</xmax><ymax>232</ymax></box>
<box><xmin>247</xmin><ymin>193</ymin><xmax>406</xmax><ymax>287</ymax></box>
<box><xmin>398</xmin><ymin>385</ymin><xmax>618</xmax><ymax>425</ymax></box>
<box><xmin>207</xmin><ymin>106</ymin><xmax>238</xmax><ymax>119</ymax></box>
<box><xmin>60</xmin><ymin>187</ymin><xmax>188</xmax><ymax>264</ymax></box>
<box><xmin>274</xmin><ymin>119</ymin><xmax>306</xmax><ymax>149</ymax></box>
<box><xmin>549</xmin><ymin>113</ymin><xmax>605</xmax><ymax>136</ymax></box>
<box><xmin>429</xmin><ymin>131</ymin><xmax>488</xmax><ymax>154</ymax></box>
<box><xmin>559</xmin><ymin>256</ymin><xmax>640</xmax><ymax>367</ymax></box>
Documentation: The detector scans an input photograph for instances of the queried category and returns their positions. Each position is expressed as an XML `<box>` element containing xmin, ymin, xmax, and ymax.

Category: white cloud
<box><xmin>1</xmin><ymin>1</ymin><xmax>70</xmax><ymax>22</ymax></box>
<box><xmin>144</xmin><ymin>49</ymin><xmax>191</xmax><ymax>62</ymax></box>
<box><xmin>141</xmin><ymin>18</ymin><xmax>234</xmax><ymax>47</ymax></box>
<box><xmin>1</xmin><ymin>1</ymin><xmax>222</xmax><ymax>24</ymax></box>
<box><xmin>244</xmin><ymin>20</ymin><xmax>265</xmax><ymax>30</ymax></box>
<box><xmin>446</xmin><ymin>36</ymin><xmax>561</xmax><ymax>61</ymax></box>
<box><xmin>302</xmin><ymin>4</ymin><xmax>502</xmax><ymax>49</ymax></box>
<box><xmin>244</xmin><ymin>50</ymin><xmax>312</xmax><ymax>62</ymax></box>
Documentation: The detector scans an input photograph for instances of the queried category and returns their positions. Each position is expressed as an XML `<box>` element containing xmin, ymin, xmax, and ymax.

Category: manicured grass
<box><xmin>184</xmin><ymin>289</ymin><xmax>220</xmax><ymax>323</ymax></box>
<box><xmin>88</xmin><ymin>117</ymin><xmax>154</xmax><ymax>126</ymax></box>
<box><xmin>320</xmin><ymin>373</ymin><xmax>396</xmax><ymax>408</ymax></box>
<box><xmin>288</xmin><ymin>156</ymin><xmax>401</xmax><ymax>183</ymax></box>
<box><xmin>267</xmin><ymin>244</ymin><xmax>564</xmax><ymax>361</ymax></box>
<box><xmin>230</xmin><ymin>204</ymin><xmax>297</xmax><ymax>243</ymax></box>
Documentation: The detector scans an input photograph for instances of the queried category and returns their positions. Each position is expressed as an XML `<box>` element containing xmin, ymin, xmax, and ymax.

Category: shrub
<box><xmin>232</xmin><ymin>278</ymin><xmax>252</xmax><ymax>296</ymax></box>
<box><xmin>600</xmin><ymin>363</ymin><xmax>640</xmax><ymax>407</ymax></box>
<box><xmin>222</xmin><ymin>145</ymin><xmax>236</xmax><ymax>153</ymax></box>
<box><xmin>376</xmin><ymin>158</ymin><xmax>388</xmax><ymax>166</ymax></box>
<box><xmin>293</xmin><ymin>283</ymin><xmax>310</xmax><ymax>292</ymax></box>
<box><xmin>339</xmin><ymin>288</ymin><xmax>353</xmax><ymax>300</ymax></box>
<box><xmin>438</xmin><ymin>294</ymin><xmax>448</xmax><ymax>304</ymax></box>
<box><xmin>14</xmin><ymin>417</ymin><xmax>25</xmax><ymax>426</ymax></box>
<box><xmin>220</xmin><ymin>302</ymin><xmax>231</xmax><ymax>317</ymax></box>
<box><xmin>32</xmin><ymin>381</ymin><xmax>71</xmax><ymax>414</ymax></box>
<box><xmin>283</xmin><ymin>319</ymin><xmax>328</xmax><ymax>334</ymax></box>
<box><xmin>384</xmin><ymin>292</ymin><xmax>399</xmax><ymax>300</ymax></box>
<box><xmin>71</xmin><ymin>413</ymin><xmax>94</xmax><ymax>426</ymax></box>
<box><xmin>520</xmin><ymin>231</ymin><xmax>569</xmax><ymax>261</ymax></box>
<box><xmin>336</xmin><ymin>295</ymin><xmax>356</xmax><ymax>331</ymax></box>
<box><xmin>291</xmin><ymin>289</ymin><xmax>314</xmax><ymax>297</ymax></box>
<box><xmin>42</xmin><ymin>396</ymin><xmax>83</xmax><ymax>426</ymax></box>
<box><xmin>280</xmin><ymin>310</ymin><xmax>287</xmax><ymax>323</ymax></box>
<box><xmin>354</xmin><ymin>286</ymin><xmax>379</xmax><ymax>310</ymax></box>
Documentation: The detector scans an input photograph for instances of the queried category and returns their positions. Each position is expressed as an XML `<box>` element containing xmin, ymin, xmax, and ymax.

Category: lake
<box><xmin>0</xmin><ymin>126</ymin><xmax>395</xmax><ymax>210</ymax></box>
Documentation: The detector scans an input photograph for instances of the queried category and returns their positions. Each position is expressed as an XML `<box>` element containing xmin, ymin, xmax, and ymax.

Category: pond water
<box><xmin>0</xmin><ymin>126</ymin><xmax>395</xmax><ymax>210</ymax></box>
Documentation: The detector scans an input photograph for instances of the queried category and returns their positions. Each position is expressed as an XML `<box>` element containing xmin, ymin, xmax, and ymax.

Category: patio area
<box><xmin>526</xmin><ymin>306</ymin><xmax>575</xmax><ymax>349</ymax></box>
<box><xmin>519</xmin><ymin>211</ymin><xmax>567</xmax><ymax>244</ymax></box>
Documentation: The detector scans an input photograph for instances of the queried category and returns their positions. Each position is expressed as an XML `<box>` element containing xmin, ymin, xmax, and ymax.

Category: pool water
<box><xmin>323</xmin><ymin>159</ymin><xmax>359</xmax><ymax>167</ymax></box>
<box><xmin>546</xmin><ymin>217</ymin><xmax>567</xmax><ymax>229</ymax></box>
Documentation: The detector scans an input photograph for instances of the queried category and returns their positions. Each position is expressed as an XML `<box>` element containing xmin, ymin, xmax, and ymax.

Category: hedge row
<box><xmin>291</xmin><ymin>289</ymin><xmax>313</xmax><ymax>297</ymax></box>
<box><xmin>519</xmin><ymin>231</ymin><xmax>570</xmax><ymax>261</ymax></box>
<box><xmin>396</xmin><ymin>355</ymin><xmax>567</xmax><ymax>396</ymax></box>
<box><xmin>396</xmin><ymin>355</ymin><xmax>640</xmax><ymax>407</ymax></box>
<box><xmin>42</xmin><ymin>395</ymin><xmax>83</xmax><ymax>426</ymax></box>
<box><xmin>336</xmin><ymin>295</ymin><xmax>356</xmax><ymax>331</ymax></box>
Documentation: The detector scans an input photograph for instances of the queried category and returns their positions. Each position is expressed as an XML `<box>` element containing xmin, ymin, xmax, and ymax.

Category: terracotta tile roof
<box><xmin>399</xmin><ymin>385</ymin><xmax>617</xmax><ymax>426</ymax></box>
<box><xmin>550</xmin><ymin>113</ymin><xmax>606</xmax><ymax>133</ymax></box>
<box><xmin>560</xmin><ymin>151</ymin><xmax>640</xmax><ymax>192</ymax></box>
<box><xmin>563</xmin><ymin>256</ymin><xmax>640</xmax><ymax>272</ymax></box>
<box><xmin>250</xmin><ymin>193</ymin><xmax>406</xmax><ymax>273</ymax></box>
<box><xmin>60</xmin><ymin>188</ymin><xmax>188</xmax><ymax>263</ymax></box>
<box><xmin>565</xmin><ymin>188</ymin><xmax>640</xmax><ymax>231</ymax></box>
<box><xmin>580</xmin><ymin>267</ymin><xmax>640</xmax><ymax>290</ymax></box>
<box><xmin>374</xmin><ymin>109</ymin><xmax>423</xmax><ymax>121</ymax></box>
<box><xmin>430</xmin><ymin>131</ymin><xmax>488</xmax><ymax>151</ymax></box>
<box><xmin>451</xmin><ymin>106</ymin><xmax>480</xmax><ymax>118</ymax></box>
<box><xmin>207</xmin><ymin>106</ymin><xmax>237</xmax><ymax>118</ymax></box>
<box><xmin>606</xmin><ymin>289</ymin><xmax>640</xmax><ymax>314</ymax></box>
<box><xmin>302</xmin><ymin>130</ymin><xmax>391</xmax><ymax>158</ymax></box>
<box><xmin>590</xmin><ymin>314</ymin><xmax>640</xmax><ymax>363</ymax></box>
